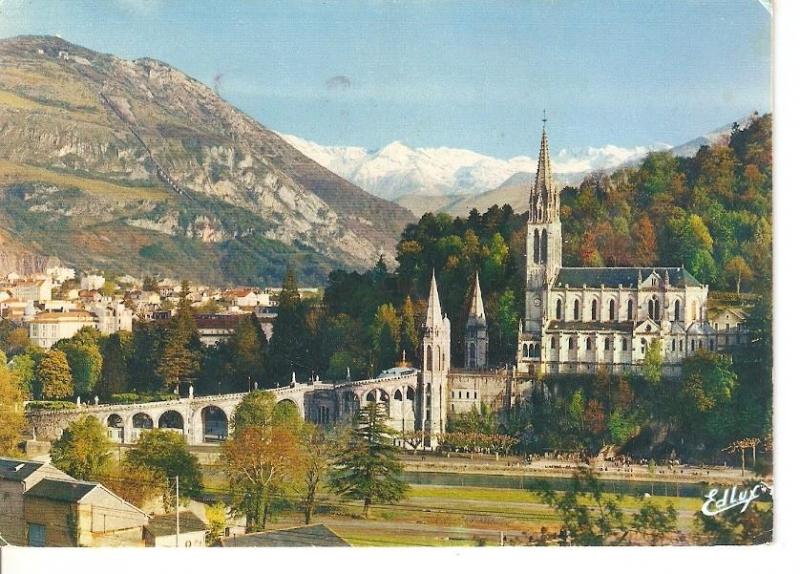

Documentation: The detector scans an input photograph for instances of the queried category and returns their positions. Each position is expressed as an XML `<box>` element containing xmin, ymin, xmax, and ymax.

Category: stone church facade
<box><xmin>516</xmin><ymin>124</ymin><xmax>719</xmax><ymax>377</ymax></box>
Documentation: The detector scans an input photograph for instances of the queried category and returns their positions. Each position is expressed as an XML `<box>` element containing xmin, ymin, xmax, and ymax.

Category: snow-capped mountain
<box><xmin>279</xmin><ymin>132</ymin><xmax>669</xmax><ymax>201</ymax></box>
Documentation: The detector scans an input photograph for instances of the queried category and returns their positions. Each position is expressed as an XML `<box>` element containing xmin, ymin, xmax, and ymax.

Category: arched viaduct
<box><xmin>26</xmin><ymin>371</ymin><xmax>420</xmax><ymax>446</ymax></box>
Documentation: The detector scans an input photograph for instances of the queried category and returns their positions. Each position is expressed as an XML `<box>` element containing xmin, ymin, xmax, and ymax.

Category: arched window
<box><xmin>523</xmin><ymin>344</ymin><xmax>529</xmax><ymax>358</ymax></box>
<box><xmin>680</xmin><ymin>340</ymin><xmax>684</xmax><ymax>352</ymax></box>
<box><xmin>655</xmin><ymin>300</ymin><xmax>661</xmax><ymax>321</ymax></box>
<box><xmin>533</xmin><ymin>230</ymin><xmax>540</xmax><ymax>264</ymax></box>
<box><xmin>573</xmin><ymin>299</ymin><xmax>580</xmax><ymax>321</ymax></box>
<box><xmin>627</xmin><ymin>299</ymin><xmax>634</xmax><ymax>321</ymax></box>
<box><xmin>693</xmin><ymin>301</ymin><xmax>699</xmax><ymax>321</ymax></box>
<box><xmin>622</xmin><ymin>338</ymin><xmax>628</xmax><ymax>351</ymax></box>
<box><xmin>609</xmin><ymin>299</ymin><xmax>616</xmax><ymax>321</ymax></box>
<box><xmin>436</xmin><ymin>345</ymin><xmax>441</xmax><ymax>370</ymax></box>
<box><xmin>550</xmin><ymin>337</ymin><xmax>556</xmax><ymax>349</ymax></box>
<box><xmin>699</xmin><ymin>340</ymin><xmax>703</xmax><ymax>350</ymax></box>
<box><xmin>604</xmin><ymin>337</ymin><xmax>610</xmax><ymax>351</ymax></box>
<box><xmin>710</xmin><ymin>339</ymin><xmax>714</xmax><ymax>350</ymax></box>
<box><xmin>556</xmin><ymin>299</ymin><xmax>562</xmax><ymax>320</ymax></box>
<box><xmin>672</xmin><ymin>339</ymin><xmax>676</xmax><ymax>352</ymax></box>
<box><xmin>533</xmin><ymin>344</ymin><xmax>541</xmax><ymax>358</ymax></box>
<box><xmin>568</xmin><ymin>337</ymin><xmax>574</xmax><ymax>350</ymax></box>
<box><xmin>541</xmin><ymin>229</ymin><xmax>548</xmax><ymax>263</ymax></box>
<box><xmin>674</xmin><ymin>300</ymin><xmax>681</xmax><ymax>321</ymax></box>
<box><xmin>426</xmin><ymin>346</ymin><xmax>433</xmax><ymax>371</ymax></box>
<box><xmin>591</xmin><ymin>299</ymin><xmax>598</xmax><ymax>321</ymax></box>
<box><xmin>586</xmin><ymin>338</ymin><xmax>592</xmax><ymax>350</ymax></box>
<box><xmin>648</xmin><ymin>299</ymin><xmax>654</xmax><ymax>320</ymax></box>
<box><xmin>691</xmin><ymin>340</ymin><xmax>696</xmax><ymax>351</ymax></box>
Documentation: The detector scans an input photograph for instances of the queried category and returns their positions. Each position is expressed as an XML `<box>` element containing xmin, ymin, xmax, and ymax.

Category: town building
<box><xmin>28</xmin><ymin>310</ymin><xmax>97</xmax><ymax>348</ymax></box>
<box><xmin>143</xmin><ymin>511</ymin><xmax>208</xmax><ymax>547</ymax></box>
<box><xmin>23</xmin><ymin>477</ymin><xmax>149</xmax><ymax>547</ymax></box>
<box><xmin>0</xmin><ymin>458</ymin><xmax>72</xmax><ymax>546</ymax></box>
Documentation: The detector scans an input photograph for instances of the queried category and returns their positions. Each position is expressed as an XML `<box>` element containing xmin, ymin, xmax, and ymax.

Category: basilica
<box><xmin>515</xmin><ymin>124</ymin><xmax>719</xmax><ymax>377</ymax></box>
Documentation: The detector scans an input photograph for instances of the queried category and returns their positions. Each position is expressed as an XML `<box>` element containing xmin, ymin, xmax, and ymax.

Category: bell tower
<box><xmin>419</xmin><ymin>270</ymin><xmax>450</xmax><ymax>448</ymax></box>
<box><xmin>465</xmin><ymin>271</ymin><xmax>488</xmax><ymax>369</ymax></box>
<box><xmin>525</xmin><ymin>114</ymin><xmax>562</xmax><ymax>335</ymax></box>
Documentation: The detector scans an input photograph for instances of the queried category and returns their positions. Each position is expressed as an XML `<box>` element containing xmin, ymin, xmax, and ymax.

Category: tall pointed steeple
<box><xmin>425</xmin><ymin>269</ymin><xmax>444</xmax><ymax>328</ymax></box>
<box><xmin>465</xmin><ymin>271</ymin><xmax>488</xmax><ymax>369</ymax></box>
<box><xmin>468</xmin><ymin>271</ymin><xmax>486</xmax><ymax>321</ymax></box>
<box><xmin>529</xmin><ymin>112</ymin><xmax>557</xmax><ymax>223</ymax></box>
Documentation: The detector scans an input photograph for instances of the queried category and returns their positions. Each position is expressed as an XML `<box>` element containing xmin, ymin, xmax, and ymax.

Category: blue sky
<box><xmin>0</xmin><ymin>0</ymin><xmax>771</xmax><ymax>157</ymax></box>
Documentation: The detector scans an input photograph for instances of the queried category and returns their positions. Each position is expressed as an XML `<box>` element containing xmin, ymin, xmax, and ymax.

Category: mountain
<box><xmin>281</xmin><ymin>132</ymin><xmax>669</xmax><ymax>211</ymax></box>
<box><xmin>402</xmin><ymin>119</ymin><xmax>752</xmax><ymax>217</ymax></box>
<box><xmin>0</xmin><ymin>36</ymin><xmax>414</xmax><ymax>285</ymax></box>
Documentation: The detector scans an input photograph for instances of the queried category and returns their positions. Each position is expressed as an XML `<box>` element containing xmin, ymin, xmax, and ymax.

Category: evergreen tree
<box><xmin>329</xmin><ymin>402</ymin><xmax>409</xmax><ymax>517</ymax></box>
<box><xmin>267</xmin><ymin>265</ymin><xmax>311</xmax><ymax>384</ymax></box>
<box><xmin>157</xmin><ymin>289</ymin><xmax>201</xmax><ymax>391</ymax></box>
<box><xmin>399</xmin><ymin>296</ymin><xmax>419</xmax><ymax>362</ymax></box>
<box><xmin>100</xmin><ymin>331</ymin><xmax>132</xmax><ymax>397</ymax></box>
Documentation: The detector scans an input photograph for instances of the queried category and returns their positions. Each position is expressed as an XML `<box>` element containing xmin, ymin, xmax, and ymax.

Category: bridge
<box><xmin>26</xmin><ymin>371</ymin><xmax>420</xmax><ymax>446</ymax></box>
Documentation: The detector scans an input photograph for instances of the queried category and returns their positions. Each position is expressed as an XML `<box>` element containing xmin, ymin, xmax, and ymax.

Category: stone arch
<box><xmin>394</xmin><ymin>389</ymin><xmax>403</xmax><ymax>401</ymax></box>
<box><xmin>533</xmin><ymin>343</ymin><xmax>541</xmax><ymax>358</ymax></box>
<box><xmin>201</xmin><ymin>405</ymin><xmax>228</xmax><ymax>442</ymax></box>
<box><xmin>406</xmin><ymin>386</ymin><xmax>415</xmax><ymax>401</ymax></box>
<box><xmin>132</xmin><ymin>412</ymin><xmax>153</xmax><ymax>429</ymax></box>
<box><xmin>275</xmin><ymin>398</ymin><xmax>301</xmax><ymax>418</ymax></box>
<box><xmin>106</xmin><ymin>413</ymin><xmax>124</xmax><ymax>443</ymax></box>
<box><xmin>158</xmin><ymin>410</ymin><xmax>184</xmax><ymax>431</ymax></box>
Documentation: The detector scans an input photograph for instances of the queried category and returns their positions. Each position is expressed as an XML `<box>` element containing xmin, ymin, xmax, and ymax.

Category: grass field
<box><xmin>0</xmin><ymin>160</ymin><xmax>168</xmax><ymax>201</ymax></box>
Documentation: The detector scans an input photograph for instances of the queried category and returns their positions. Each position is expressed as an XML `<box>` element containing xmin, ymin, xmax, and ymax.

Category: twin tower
<box><xmin>418</xmin><ymin>269</ymin><xmax>487</xmax><ymax>446</ymax></box>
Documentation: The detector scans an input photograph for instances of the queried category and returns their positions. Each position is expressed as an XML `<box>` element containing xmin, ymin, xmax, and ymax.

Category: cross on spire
<box><xmin>542</xmin><ymin>109</ymin><xmax>547</xmax><ymax>126</ymax></box>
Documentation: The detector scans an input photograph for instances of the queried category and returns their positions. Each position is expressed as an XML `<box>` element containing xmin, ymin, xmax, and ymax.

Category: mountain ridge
<box><xmin>0</xmin><ymin>35</ymin><xmax>414</xmax><ymax>284</ymax></box>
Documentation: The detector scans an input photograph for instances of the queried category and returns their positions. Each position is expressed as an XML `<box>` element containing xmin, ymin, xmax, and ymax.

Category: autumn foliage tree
<box><xmin>37</xmin><ymin>349</ymin><xmax>73</xmax><ymax>399</ymax></box>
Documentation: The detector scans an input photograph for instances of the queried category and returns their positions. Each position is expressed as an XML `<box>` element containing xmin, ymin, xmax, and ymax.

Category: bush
<box><xmin>25</xmin><ymin>400</ymin><xmax>77</xmax><ymax>411</ymax></box>
<box><xmin>109</xmin><ymin>392</ymin><xmax>176</xmax><ymax>404</ymax></box>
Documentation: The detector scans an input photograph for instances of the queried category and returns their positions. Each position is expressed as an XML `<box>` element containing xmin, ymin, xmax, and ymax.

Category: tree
<box><xmin>99</xmin><ymin>461</ymin><xmax>166</xmax><ymax>510</ymax></box>
<box><xmin>223</xmin><ymin>390</ymin><xmax>304</xmax><ymax>530</ymax></box>
<box><xmin>371</xmin><ymin>304</ymin><xmax>400</xmax><ymax>372</ymax></box>
<box><xmin>205</xmin><ymin>502</ymin><xmax>227</xmax><ymax>546</ymax></box>
<box><xmin>9</xmin><ymin>351</ymin><xmax>36</xmax><ymax>398</ymax></box>
<box><xmin>267</xmin><ymin>265</ymin><xmax>311</xmax><ymax>383</ymax></box>
<box><xmin>537</xmin><ymin>467</ymin><xmax>677</xmax><ymax>545</ymax></box>
<box><xmin>399</xmin><ymin>296</ymin><xmax>419</xmax><ymax>361</ymax></box>
<box><xmin>724</xmin><ymin>256</ymin><xmax>753</xmax><ymax>296</ymax></box>
<box><xmin>157</xmin><ymin>291</ymin><xmax>201</xmax><ymax>391</ymax></box>
<box><xmin>2</xmin><ymin>327</ymin><xmax>30</xmax><ymax>356</ymax></box>
<box><xmin>642</xmin><ymin>339</ymin><xmax>663</xmax><ymax>385</ymax></box>
<box><xmin>0</xmin><ymin>361</ymin><xmax>25</xmax><ymax>456</ymax></box>
<box><xmin>56</xmin><ymin>334</ymin><xmax>103</xmax><ymax>396</ymax></box>
<box><xmin>227</xmin><ymin>314</ymin><xmax>269</xmax><ymax>389</ymax></box>
<box><xmin>329</xmin><ymin>402</ymin><xmax>409</xmax><ymax>517</ymax></box>
<box><xmin>125</xmin><ymin>429</ymin><xmax>202</xmax><ymax>509</ymax></box>
<box><xmin>100</xmin><ymin>331</ymin><xmax>132</xmax><ymax>397</ymax></box>
<box><xmin>296</xmin><ymin>424</ymin><xmax>339</xmax><ymax>524</ymax></box>
<box><xmin>50</xmin><ymin>416</ymin><xmax>113</xmax><ymax>481</ymax></box>
<box><xmin>222</xmin><ymin>424</ymin><xmax>301</xmax><ymax>531</ymax></box>
<box><xmin>37</xmin><ymin>349</ymin><xmax>73</xmax><ymax>399</ymax></box>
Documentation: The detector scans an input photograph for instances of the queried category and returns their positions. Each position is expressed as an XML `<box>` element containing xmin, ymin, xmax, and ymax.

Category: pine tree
<box><xmin>267</xmin><ymin>265</ymin><xmax>310</xmax><ymax>384</ymax></box>
<box><xmin>157</xmin><ymin>287</ymin><xmax>200</xmax><ymax>391</ymax></box>
<box><xmin>329</xmin><ymin>402</ymin><xmax>409</xmax><ymax>517</ymax></box>
<box><xmin>399</xmin><ymin>296</ymin><xmax>419</xmax><ymax>362</ymax></box>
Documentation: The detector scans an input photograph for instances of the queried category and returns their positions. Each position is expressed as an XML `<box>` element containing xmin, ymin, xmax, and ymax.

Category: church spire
<box><xmin>425</xmin><ymin>269</ymin><xmax>444</xmax><ymax>328</ymax></box>
<box><xmin>530</xmin><ymin>111</ymin><xmax>556</xmax><ymax>222</ymax></box>
<box><xmin>468</xmin><ymin>271</ymin><xmax>486</xmax><ymax>321</ymax></box>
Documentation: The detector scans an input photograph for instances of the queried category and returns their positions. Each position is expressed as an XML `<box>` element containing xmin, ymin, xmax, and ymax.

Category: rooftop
<box><xmin>220</xmin><ymin>524</ymin><xmax>350</xmax><ymax>547</ymax></box>
<box><xmin>554</xmin><ymin>267</ymin><xmax>703</xmax><ymax>289</ymax></box>
<box><xmin>0</xmin><ymin>457</ymin><xmax>45</xmax><ymax>481</ymax></box>
<box><xmin>25</xmin><ymin>478</ymin><xmax>97</xmax><ymax>502</ymax></box>
<box><xmin>145</xmin><ymin>511</ymin><xmax>207</xmax><ymax>537</ymax></box>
